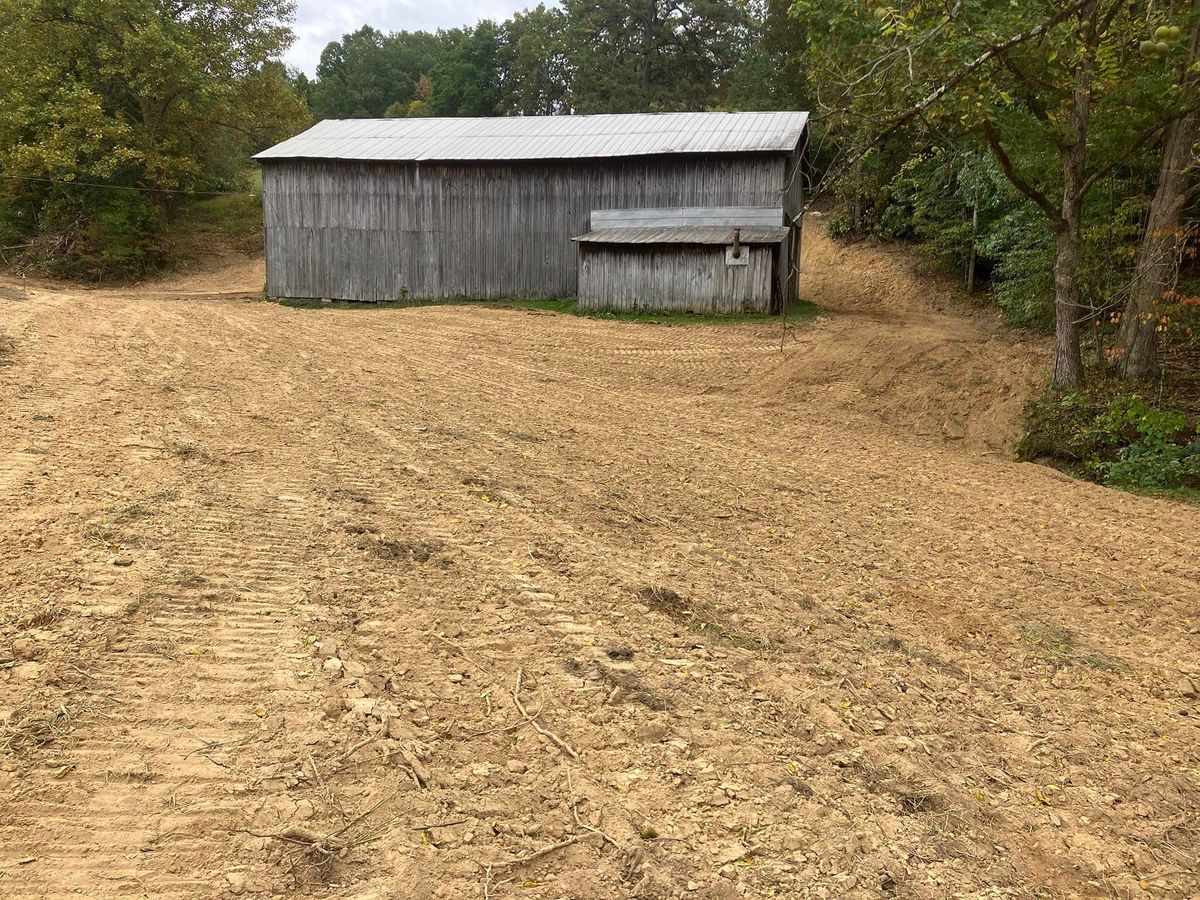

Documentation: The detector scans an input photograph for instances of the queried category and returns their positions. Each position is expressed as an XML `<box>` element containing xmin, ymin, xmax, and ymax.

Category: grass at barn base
<box><xmin>271</xmin><ymin>294</ymin><xmax>819</xmax><ymax>325</ymax></box>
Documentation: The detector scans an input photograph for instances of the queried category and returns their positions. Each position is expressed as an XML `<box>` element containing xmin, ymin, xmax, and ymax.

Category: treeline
<box><xmin>0</xmin><ymin>0</ymin><xmax>306</xmax><ymax>279</ymax></box>
<box><xmin>795</xmin><ymin>0</ymin><xmax>1199</xmax><ymax>491</ymax></box>
<box><xmin>288</xmin><ymin>1</ymin><xmax>802</xmax><ymax>120</ymax></box>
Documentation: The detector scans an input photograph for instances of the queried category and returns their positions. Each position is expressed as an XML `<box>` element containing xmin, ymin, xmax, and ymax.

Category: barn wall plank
<box><xmin>262</xmin><ymin>155</ymin><xmax>789</xmax><ymax>301</ymax></box>
<box><xmin>576</xmin><ymin>244</ymin><xmax>774</xmax><ymax>314</ymax></box>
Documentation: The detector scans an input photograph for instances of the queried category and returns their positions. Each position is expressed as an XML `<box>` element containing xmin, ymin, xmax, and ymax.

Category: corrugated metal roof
<box><xmin>573</xmin><ymin>226</ymin><xmax>790</xmax><ymax>245</ymax></box>
<box><xmin>254</xmin><ymin>112</ymin><xmax>809</xmax><ymax>162</ymax></box>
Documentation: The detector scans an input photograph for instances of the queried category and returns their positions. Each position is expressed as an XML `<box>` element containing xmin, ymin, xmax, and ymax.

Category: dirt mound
<box><xmin>757</xmin><ymin>213</ymin><xmax>1047</xmax><ymax>453</ymax></box>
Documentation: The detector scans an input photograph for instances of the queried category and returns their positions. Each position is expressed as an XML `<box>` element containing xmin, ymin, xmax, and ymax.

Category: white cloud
<box><xmin>284</xmin><ymin>0</ymin><xmax>549</xmax><ymax>74</ymax></box>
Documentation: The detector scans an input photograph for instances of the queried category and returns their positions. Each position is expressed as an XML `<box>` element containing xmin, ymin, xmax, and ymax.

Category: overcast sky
<box><xmin>285</xmin><ymin>1</ymin><xmax>546</xmax><ymax>74</ymax></box>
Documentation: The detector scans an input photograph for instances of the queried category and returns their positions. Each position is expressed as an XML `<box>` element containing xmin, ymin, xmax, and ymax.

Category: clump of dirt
<box><xmin>500</xmin><ymin>428</ymin><xmax>543</xmax><ymax>443</ymax></box>
<box><xmin>872</xmin><ymin>634</ymin><xmax>966</xmax><ymax>679</ymax></box>
<box><xmin>563</xmin><ymin>657</ymin><xmax>667</xmax><ymax>710</ymax></box>
<box><xmin>1</xmin><ymin>701</ymin><xmax>80</xmax><ymax>755</ymax></box>
<box><xmin>359</xmin><ymin>535</ymin><xmax>447</xmax><ymax>565</ymax></box>
<box><xmin>636</xmin><ymin>585</ymin><xmax>773</xmax><ymax>652</ymax></box>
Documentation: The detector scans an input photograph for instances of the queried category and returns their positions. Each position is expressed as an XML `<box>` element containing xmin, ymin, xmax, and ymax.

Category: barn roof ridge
<box><xmin>254</xmin><ymin>110</ymin><xmax>809</xmax><ymax>163</ymax></box>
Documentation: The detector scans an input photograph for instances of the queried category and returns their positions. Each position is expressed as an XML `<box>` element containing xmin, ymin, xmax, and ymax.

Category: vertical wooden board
<box><xmin>260</xmin><ymin>154</ymin><xmax>796</xmax><ymax>302</ymax></box>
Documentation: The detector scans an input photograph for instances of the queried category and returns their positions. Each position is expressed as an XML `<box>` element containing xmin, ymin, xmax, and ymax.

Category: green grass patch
<box><xmin>1018</xmin><ymin>622</ymin><xmax>1122</xmax><ymax>672</ymax></box>
<box><xmin>184</xmin><ymin>192</ymin><xmax>263</xmax><ymax>254</ymax></box>
<box><xmin>271</xmin><ymin>293</ymin><xmax>819</xmax><ymax>325</ymax></box>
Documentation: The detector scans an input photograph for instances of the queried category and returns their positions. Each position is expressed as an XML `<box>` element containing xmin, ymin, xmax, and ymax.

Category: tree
<box><xmin>1114</xmin><ymin>3</ymin><xmax>1200</xmax><ymax>380</ymax></box>
<box><xmin>309</xmin><ymin>27</ymin><xmax>442</xmax><ymax>120</ymax></box>
<box><xmin>792</xmin><ymin>0</ymin><xmax>1181</xmax><ymax>389</ymax></box>
<box><xmin>387</xmin><ymin>75</ymin><xmax>434</xmax><ymax>118</ymax></box>
<box><xmin>430</xmin><ymin>23</ymin><xmax>504</xmax><ymax>117</ymax></box>
<box><xmin>498</xmin><ymin>5</ymin><xmax>570</xmax><ymax>115</ymax></box>
<box><xmin>0</xmin><ymin>0</ymin><xmax>305</xmax><ymax>277</ymax></box>
<box><xmin>725</xmin><ymin>0</ymin><xmax>813</xmax><ymax>111</ymax></box>
<box><xmin>0</xmin><ymin>0</ymin><xmax>304</xmax><ymax>194</ymax></box>
<box><xmin>562</xmin><ymin>0</ymin><xmax>749</xmax><ymax>113</ymax></box>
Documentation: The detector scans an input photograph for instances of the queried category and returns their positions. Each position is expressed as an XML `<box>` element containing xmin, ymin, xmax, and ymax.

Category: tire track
<box><xmin>0</xmin><ymin>474</ymin><xmax>323</xmax><ymax>896</ymax></box>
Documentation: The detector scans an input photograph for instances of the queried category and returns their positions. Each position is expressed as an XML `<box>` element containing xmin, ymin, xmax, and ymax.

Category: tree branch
<box><xmin>880</xmin><ymin>0</ymin><xmax>1090</xmax><ymax>137</ymax></box>
<box><xmin>982</xmin><ymin>121</ymin><xmax>1064</xmax><ymax>227</ymax></box>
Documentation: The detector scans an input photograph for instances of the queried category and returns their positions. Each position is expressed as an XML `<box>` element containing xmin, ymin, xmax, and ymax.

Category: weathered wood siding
<box><xmin>262</xmin><ymin>155</ymin><xmax>788</xmax><ymax>301</ymax></box>
<box><xmin>577</xmin><ymin>244</ymin><xmax>775</xmax><ymax>314</ymax></box>
<box><xmin>781</xmin><ymin>133</ymin><xmax>806</xmax><ymax>303</ymax></box>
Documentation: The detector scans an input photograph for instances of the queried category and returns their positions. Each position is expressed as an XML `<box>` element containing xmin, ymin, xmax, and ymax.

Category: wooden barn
<box><xmin>254</xmin><ymin>111</ymin><xmax>808</xmax><ymax>310</ymax></box>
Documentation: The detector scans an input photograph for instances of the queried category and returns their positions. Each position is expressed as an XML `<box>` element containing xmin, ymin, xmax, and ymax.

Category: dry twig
<box><xmin>513</xmin><ymin>668</ymin><xmax>579</xmax><ymax>760</ymax></box>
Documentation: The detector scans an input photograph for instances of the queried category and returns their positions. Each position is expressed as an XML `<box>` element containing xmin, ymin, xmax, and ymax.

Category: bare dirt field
<box><xmin>0</xmin><ymin>221</ymin><xmax>1197</xmax><ymax>899</ymax></box>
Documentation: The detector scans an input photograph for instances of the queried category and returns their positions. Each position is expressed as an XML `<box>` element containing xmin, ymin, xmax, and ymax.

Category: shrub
<box><xmin>1020</xmin><ymin>389</ymin><xmax>1200</xmax><ymax>492</ymax></box>
<box><xmin>37</xmin><ymin>189</ymin><xmax>166</xmax><ymax>281</ymax></box>
<box><xmin>184</xmin><ymin>192</ymin><xmax>264</xmax><ymax>255</ymax></box>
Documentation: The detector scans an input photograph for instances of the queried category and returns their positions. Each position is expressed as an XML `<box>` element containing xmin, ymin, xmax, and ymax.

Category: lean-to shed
<box><xmin>254</xmin><ymin>111</ymin><xmax>808</xmax><ymax>305</ymax></box>
<box><xmin>574</xmin><ymin>208</ymin><xmax>790</xmax><ymax>314</ymax></box>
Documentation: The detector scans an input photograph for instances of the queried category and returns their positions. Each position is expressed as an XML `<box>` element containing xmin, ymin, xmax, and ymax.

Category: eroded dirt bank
<box><xmin>0</xmin><ymin>224</ymin><xmax>1196</xmax><ymax>899</ymax></box>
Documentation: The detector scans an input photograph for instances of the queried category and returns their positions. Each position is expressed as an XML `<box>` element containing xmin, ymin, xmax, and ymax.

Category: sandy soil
<box><xmin>0</xmin><ymin>222</ymin><xmax>1197</xmax><ymax>900</ymax></box>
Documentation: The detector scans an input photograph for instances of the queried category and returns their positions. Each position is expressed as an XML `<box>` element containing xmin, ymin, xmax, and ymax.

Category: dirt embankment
<box><xmin>0</xmin><ymin>224</ymin><xmax>1196</xmax><ymax>900</ymax></box>
<box><xmin>769</xmin><ymin>211</ymin><xmax>1047</xmax><ymax>454</ymax></box>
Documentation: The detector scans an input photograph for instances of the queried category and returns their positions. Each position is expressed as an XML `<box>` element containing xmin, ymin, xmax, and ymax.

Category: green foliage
<box><xmin>183</xmin><ymin>191</ymin><xmax>265</xmax><ymax>254</ymax></box>
<box><xmin>498</xmin><ymin>5</ymin><xmax>570</xmax><ymax>115</ymax></box>
<box><xmin>0</xmin><ymin>0</ymin><xmax>306</xmax><ymax>279</ymax></box>
<box><xmin>38</xmin><ymin>189</ymin><xmax>166</xmax><ymax>281</ymax></box>
<box><xmin>310</xmin><ymin>27</ymin><xmax>441</xmax><ymax>120</ymax></box>
<box><xmin>430</xmin><ymin>22</ymin><xmax>504</xmax><ymax>117</ymax></box>
<box><xmin>559</xmin><ymin>0</ymin><xmax>750</xmax><ymax>113</ymax></box>
<box><xmin>296</xmin><ymin>1</ymin><xmax>784</xmax><ymax>120</ymax></box>
<box><xmin>981</xmin><ymin>205</ymin><xmax>1056</xmax><ymax>329</ymax></box>
<box><xmin>1020</xmin><ymin>389</ymin><xmax>1200</xmax><ymax>493</ymax></box>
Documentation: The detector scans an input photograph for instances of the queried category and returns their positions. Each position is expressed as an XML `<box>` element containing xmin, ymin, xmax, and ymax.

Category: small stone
<box><xmin>10</xmin><ymin>638</ymin><xmax>35</xmax><ymax>660</ymax></box>
<box><xmin>294</xmin><ymin>800</ymin><xmax>315</xmax><ymax>820</ymax></box>
<box><xmin>316</xmin><ymin>641</ymin><xmax>339</xmax><ymax>659</ymax></box>
<box><xmin>322</xmin><ymin>657</ymin><xmax>343</xmax><ymax>673</ymax></box>
<box><xmin>11</xmin><ymin>662</ymin><xmax>41</xmax><ymax>681</ymax></box>
<box><xmin>321</xmin><ymin>697</ymin><xmax>342</xmax><ymax>720</ymax></box>
<box><xmin>779</xmin><ymin>829</ymin><xmax>806</xmax><ymax>851</ymax></box>
<box><xmin>110</xmin><ymin>555</ymin><xmax>134</xmax><ymax>567</ymax></box>
<box><xmin>344</xmin><ymin>698</ymin><xmax>376</xmax><ymax>715</ymax></box>
<box><xmin>343</xmin><ymin>660</ymin><xmax>367</xmax><ymax>678</ymax></box>
<box><xmin>705</xmin><ymin>789</ymin><xmax>730</xmax><ymax>808</ymax></box>
<box><xmin>1178</xmin><ymin>677</ymin><xmax>1198</xmax><ymax>698</ymax></box>
<box><xmin>448</xmin><ymin>673</ymin><xmax>464</xmax><ymax>684</ymax></box>
<box><xmin>505</xmin><ymin>759</ymin><xmax>528</xmax><ymax>774</ymax></box>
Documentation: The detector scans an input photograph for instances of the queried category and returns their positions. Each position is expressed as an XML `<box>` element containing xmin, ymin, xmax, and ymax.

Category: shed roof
<box><xmin>254</xmin><ymin>112</ymin><xmax>809</xmax><ymax>163</ymax></box>
<box><xmin>573</xmin><ymin>226</ymin><xmax>790</xmax><ymax>245</ymax></box>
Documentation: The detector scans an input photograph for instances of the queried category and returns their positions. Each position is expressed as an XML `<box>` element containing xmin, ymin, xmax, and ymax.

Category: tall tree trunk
<box><xmin>1114</xmin><ymin>5</ymin><xmax>1200</xmax><ymax>381</ymax></box>
<box><xmin>1049</xmin><ymin>3</ymin><xmax>1097</xmax><ymax>390</ymax></box>
<box><xmin>639</xmin><ymin>0</ymin><xmax>654</xmax><ymax>93</ymax></box>
<box><xmin>1052</xmin><ymin>220</ymin><xmax>1086</xmax><ymax>387</ymax></box>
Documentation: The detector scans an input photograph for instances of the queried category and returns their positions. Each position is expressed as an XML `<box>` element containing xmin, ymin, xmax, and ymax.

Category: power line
<box><xmin>0</xmin><ymin>173</ymin><xmax>257</xmax><ymax>197</ymax></box>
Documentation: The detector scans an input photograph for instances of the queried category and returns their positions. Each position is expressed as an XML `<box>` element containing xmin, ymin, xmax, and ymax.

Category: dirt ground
<box><xmin>0</xmin><ymin>220</ymin><xmax>1197</xmax><ymax>900</ymax></box>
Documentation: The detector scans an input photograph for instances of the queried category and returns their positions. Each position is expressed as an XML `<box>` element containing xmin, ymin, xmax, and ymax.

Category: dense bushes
<box><xmin>36</xmin><ymin>190</ymin><xmax>167</xmax><ymax>282</ymax></box>
<box><xmin>1020</xmin><ymin>390</ymin><xmax>1200</xmax><ymax>492</ymax></box>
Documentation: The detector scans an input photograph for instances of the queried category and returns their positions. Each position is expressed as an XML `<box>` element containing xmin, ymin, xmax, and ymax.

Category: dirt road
<box><xmin>0</xmin><ymin>224</ymin><xmax>1197</xmax><ymax>899</ymax></box>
